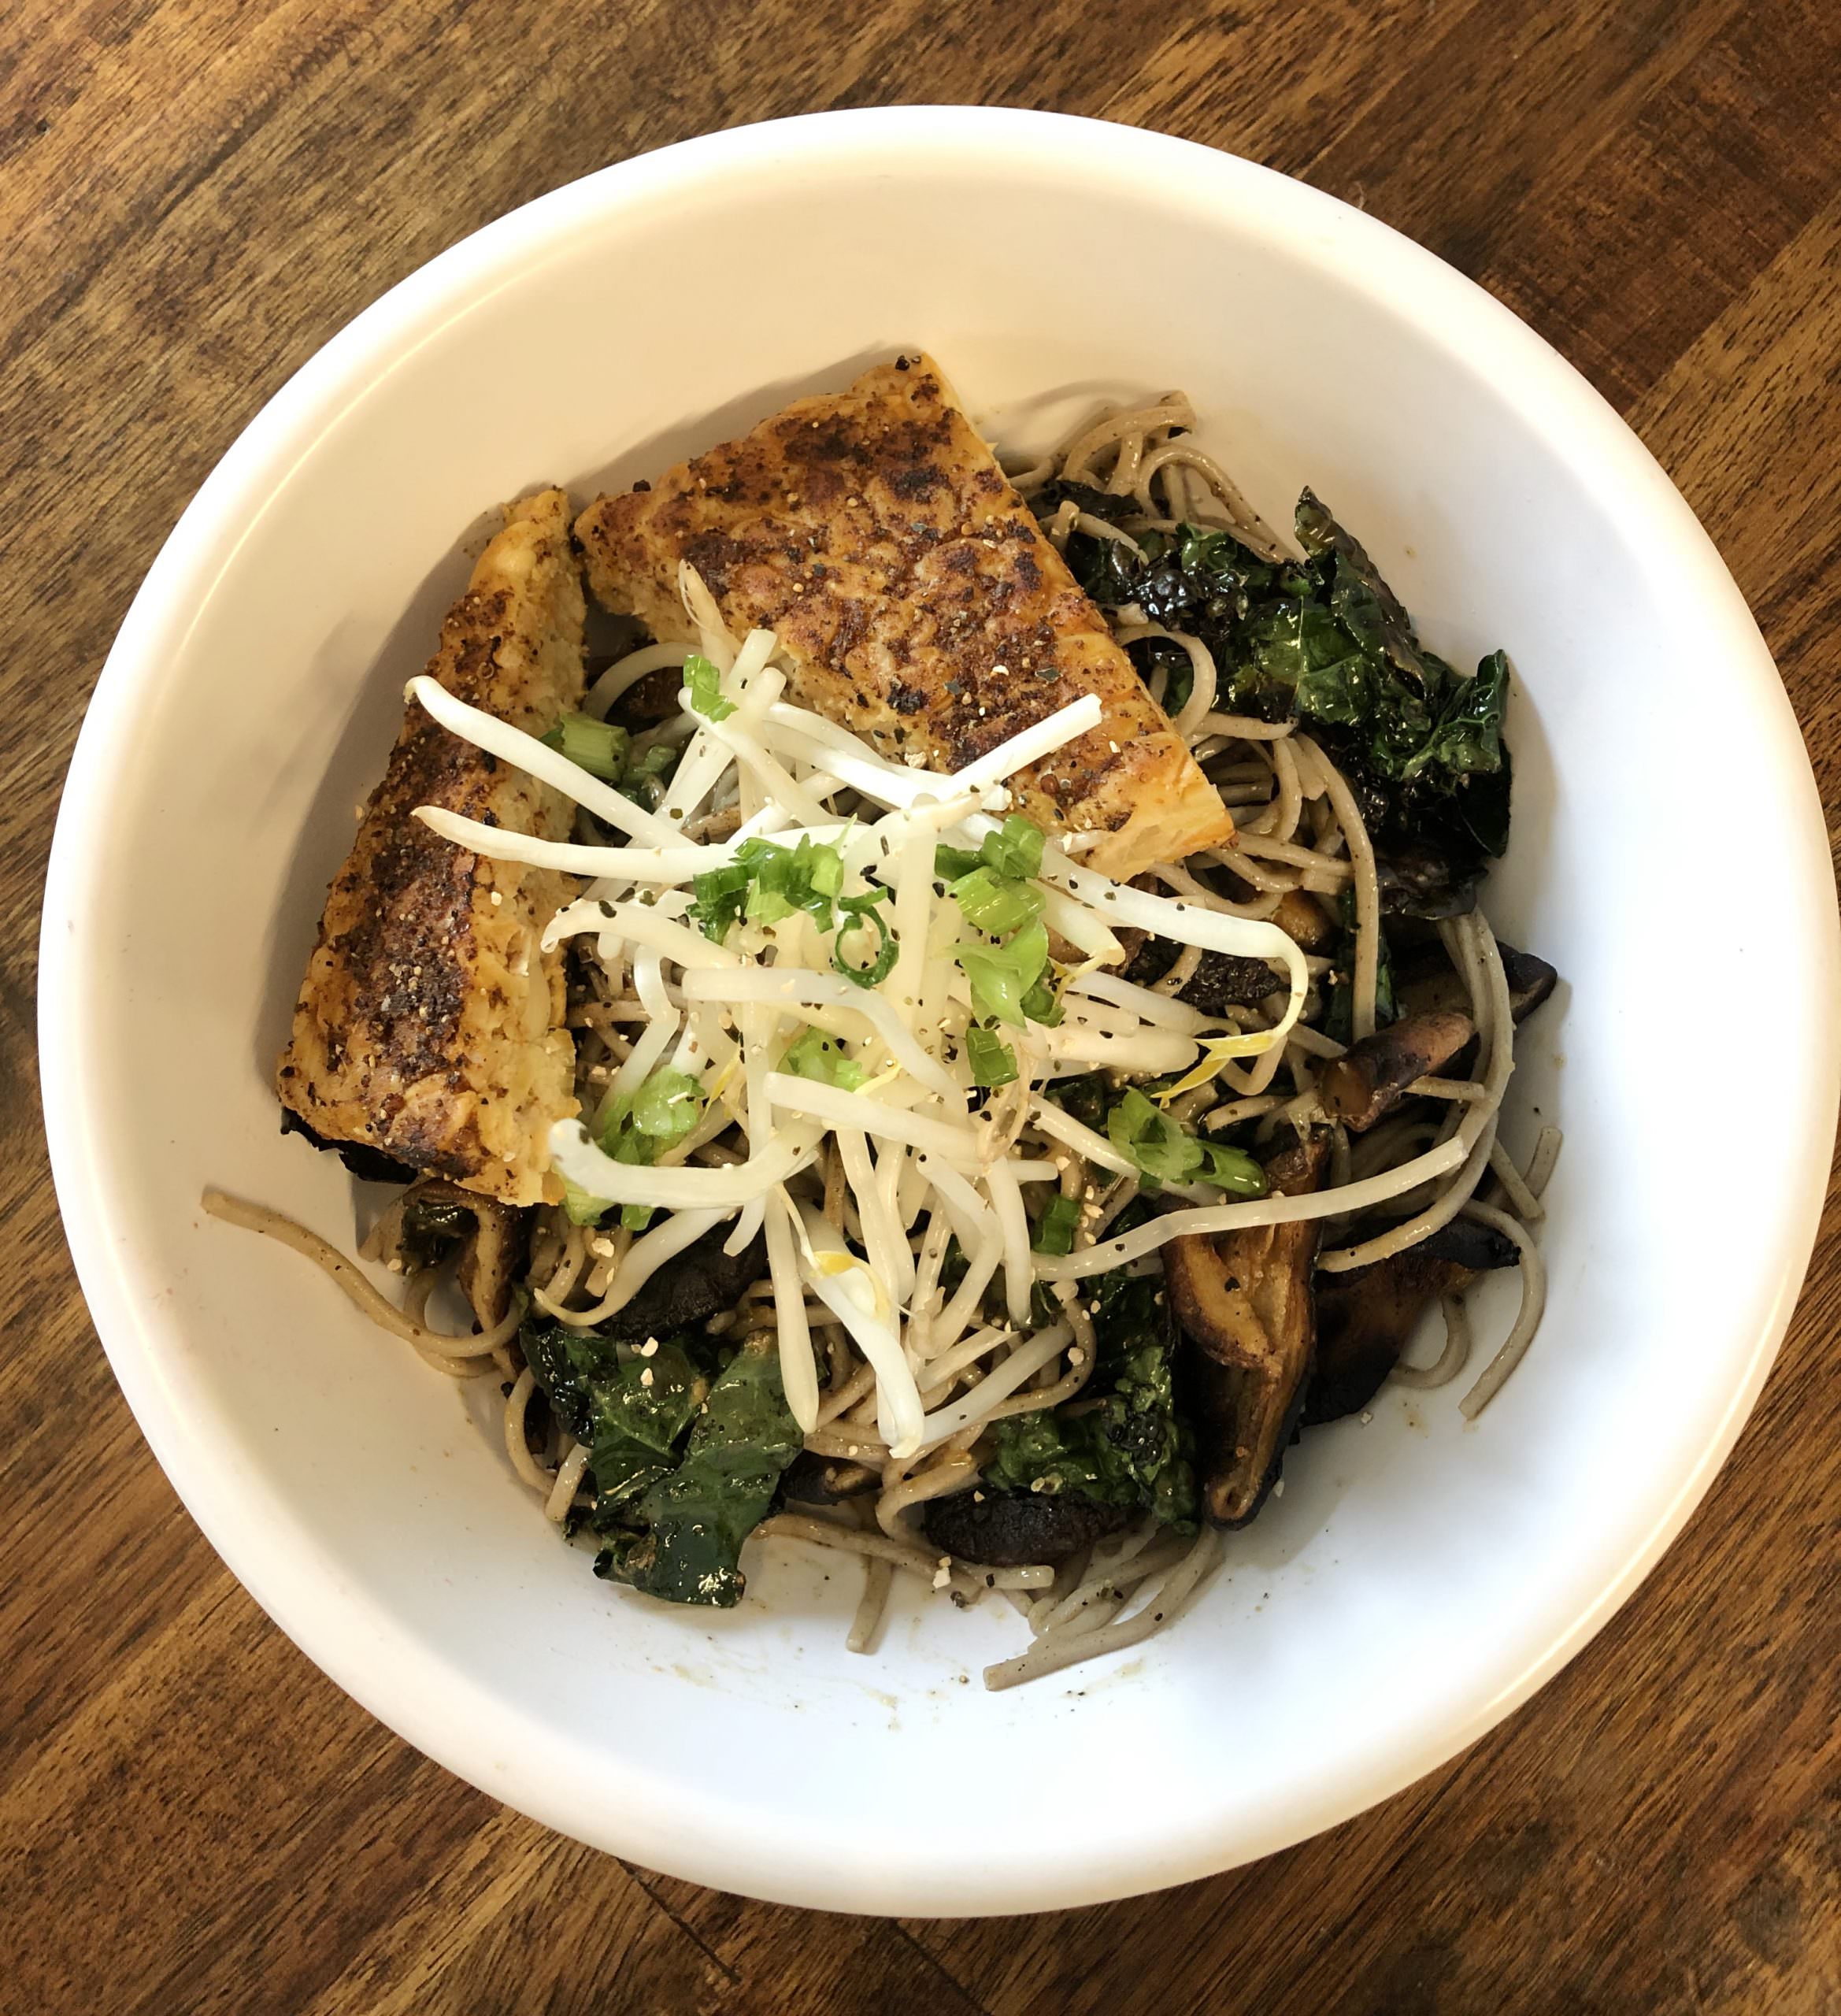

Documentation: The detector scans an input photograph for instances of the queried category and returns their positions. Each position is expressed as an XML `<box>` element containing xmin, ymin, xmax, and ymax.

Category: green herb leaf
<box><xmin>980</xmin><ymin>813</ymin><xmax>1046</xmax><ymax>881</ymax></box>
<box><xmin>950</xmin><ymin>865</ymin><xmax>1045</xmax><ymax>936</ymax></box>
<box><xmin>690</xmin><ymin>836</ymin><xmax>846</xmax><ymax>943</ymax></box>
<box><xmin>628</xmin><ymin>1067</ymin><xmax>703</xmax><ymax>1141</ymax></box>
<box><xmin>935</xmin><ymin>817</ymin><xmax>1044</xmax><ymax>887</ymax></box>
<box><xmin>542</xmin><ymin>713</ymin><xmax>630</xmax><ymax>780</ymax></box>
<box><xmin>1025</xmin><ymin>480</ymin><xmax>1151</xmax><ymax>605</ymax></box>
<box><xmin>746</xmin><ymin>834</ymin><xmax>844</xmax><ymax>928</ymax></box>
<box><xmin>964</xmin><ymin>1024</ymin><xmax>1020</xmax><ymax>1088</ymax></box>
<box><xmin>1403</xmin><ymin>649</ymin><xmax>1511</xmax><ymax>848</ymax></box>
<box><xmin>525</xmin><ymin>1310</ymin><xmax>802</xmax><ymax>1612</ymax></box>
<box><xmin>956</xmin><ymin>918</ymin><xmax>1049</xmax><ymax>1028</ymax></box>
<box><xmin>1020</xmin><ymin>975</ymin><xmax>1064</xmax><ymax>1028</ymax></box>
<box><xmin>832</xmin><ymin>889</ymin><xmax>896</xmax><ymax>988</ymax></box>
<box><xmin>1193</xmin><ymin>1138</ymin><xmax>1268</xmax><ymax>1197</ymax></box>
<box><xmin>561</xmin><ymin>1176</ymin><xmax>612</xmax><ymax>1226</ymax></box>
<box><xmin>683</xmin><ymin>653</ymin><xmax>737</xmax><ymax>722</ymax></box>
<box><xmin>520</xmin><ymin>1319</ymin><xmax>621</xmax><ymax>1442</ymax></box>
<box><xmin>621</xmin><ymin>1204</ymin><xmax>655</xmax><ymax>1232</ymax></box>
<box><xmin>1032</xmin><ymin>1193</ymin><xmax>1080</xmax><ymax>1255</ymax></box>
<box><xmin>1155</xmin><ymin>643</ymin><xmax>1196</xmax><ymax>717</ymax></box>
<box><xmin>782</xmin><ymin>1025</ymin><xmax>866</xmax><ymax>1091</ymax></box>
<box><xmin>688</xmin><ymin>861</ymin><xmax>753</xmax><ymax>942</ymax></box>
<box><xmin>1106</xmin><ymin>1087</ymin><xmax>1269</xmax><ymax>1196</ymax></box>
<box><xmin>1106</xmin><ymin>1086</ymin><xmax>1197</xmax><ymax>1188</ymax></box>
<box><xmin>597</xmin><ymin>1065</ymin><xmax>705</xmax><ymax>1164</ymax></box>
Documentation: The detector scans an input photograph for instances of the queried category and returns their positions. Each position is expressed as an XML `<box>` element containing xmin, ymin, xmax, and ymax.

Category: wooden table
<box><xmin>5</xmin><ymin>3</ymin><xmax>1838</xmax><ymax>2010</ymax></box>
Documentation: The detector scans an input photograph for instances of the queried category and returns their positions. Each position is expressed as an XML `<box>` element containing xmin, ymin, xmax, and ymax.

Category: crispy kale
<box><xmin>1027</xmin><ymin>479</ymin><xmax>1150</xmax><ymax>606</ymax></box>
<box><xmin>594</xmin><ymin>1346</ymin><xmax>800</xmax><ymax>1606</ymax></box>
<box><xmin>520</xmin><ymin>1321</ymin><xmax>798</xmax><ymax>1608</ymax></box>
<box><xmin>1035</xmin><ymin>487</ymin><xmax>1513</xmax><ymax>915</ymax></box>
<box><xmin>983</xmin><ymin>1273</ymin><xmax>1196</xmax><ymax>1530</ymax></box>
<box><xmin>1043</xmin><ymin>1070</ymin><xmax>1110</xmax><ymax>1134</ymax></box>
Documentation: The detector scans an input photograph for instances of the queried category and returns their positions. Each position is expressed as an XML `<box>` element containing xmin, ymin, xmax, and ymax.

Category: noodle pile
<box><xmin>209</xmin><ymin>390</ymin><xmax>1559</xmax><ymax>1690</ymax></box>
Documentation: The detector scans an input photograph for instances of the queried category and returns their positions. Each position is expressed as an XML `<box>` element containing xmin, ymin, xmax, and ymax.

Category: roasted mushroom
<box><xmin>1317</xmin><ymin>1009</ymin><xmax>1476</xmax><ymax>1132</ymax></box>
<box><xmin>1498</xmin><ymin>944</ymin><xmax>1561</xmax><ymax>1021</ymax></box>
<box><xmin>366</xmin><ymin>1175</ymin><xmax>529</xmax><ymax>1328</ymax></box>
<box><xmin>1302</xmin><ymin>1216</ymin><xmax>1520</xmax><ymax>1424</ymax></box>
<box><xmin>778</xmin><ymin>1451</ymin><xmax>880</xmax><ymax>1507</ymax></box>
<box><xmin>1375</xmin><ymin>843</ymin><xmax>1481</xmax><ymax>919</ymax></box>
<box><xmin>1167</xmin><ymin>1132</ymin><xmax>1330</xmax><ymax>1526</ymax></box>
<box><xmin>921</xmin><ymin>1487</ymin><xmax>1131</xmax><ymax>1567</ymax></box>
<box><xmin>602</xmin><ymin>663</ymin><xmax>687</xmax><ymax>726</ymax></box>
<box><xmin>1395</xmin><ymin>940</ymin><xmax>1559</xmax><ymax>1026</ymax></box>
<box><xmin>597</xmin><ymin>1220</ymin><xmax>768</xmax><ymax>1343</ymax></box>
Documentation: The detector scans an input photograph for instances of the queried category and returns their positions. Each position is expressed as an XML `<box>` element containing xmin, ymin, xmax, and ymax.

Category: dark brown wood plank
<box><xmin>298</xmin><ymin>1820</ymin><xmax>739</xmax><ymax>2016</ymax></box>
<box><xmin>1</xmin><ymin>1</ymin><xmax>1836</xmax><ymax>2010</ymax></box>
<box><xmin>1465</xmin><ymin>0</ymin><xmax>1841</xmax><ymax>413</ymax></box>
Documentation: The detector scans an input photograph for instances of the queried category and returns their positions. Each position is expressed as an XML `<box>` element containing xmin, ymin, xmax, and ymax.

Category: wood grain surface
<box><xmin>4</xmin><ymin>3</ymin><xmax>1839</xmax><ymax>2010</ymax></box>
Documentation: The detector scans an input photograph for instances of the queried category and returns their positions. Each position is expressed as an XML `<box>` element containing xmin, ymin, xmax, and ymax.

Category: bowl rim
<box><xmin>39</xmin><ymin>105</ymin><xmax>1841</xmax><ymax>1914</ymax></box>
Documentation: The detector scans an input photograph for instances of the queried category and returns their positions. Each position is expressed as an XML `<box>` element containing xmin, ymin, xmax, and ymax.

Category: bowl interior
<box><xmin>43</xmin><ymin>111</ymin><xmax>1839</xmax><ymax>1913</ymax></box>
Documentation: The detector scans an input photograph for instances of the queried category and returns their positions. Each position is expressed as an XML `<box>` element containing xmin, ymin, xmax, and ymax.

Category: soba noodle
<box><xmin>212</xmin><ymin>389</ymin><xmax>1559</xmax><ymax>1691</ymax></box>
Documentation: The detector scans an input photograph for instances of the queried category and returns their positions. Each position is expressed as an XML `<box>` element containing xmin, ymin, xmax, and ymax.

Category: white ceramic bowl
<box><xmin>41</xmin><ymin>109</ymin><xmax>1840</xmax><ymax>1914</ymax></box>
